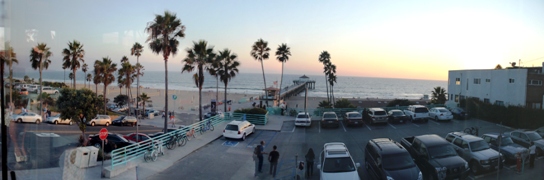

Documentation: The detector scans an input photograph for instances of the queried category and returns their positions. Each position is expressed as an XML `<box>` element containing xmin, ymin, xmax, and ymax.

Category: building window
<box><xmin>529</xmin><ymin>80</ymin><xmax>542</xmax><ymax>86</ymax></box>
<box><xmin>494</xmin><ymin>101</ymin><xmax>504</xmax><ymax>106</ymax></box>
<box><xmin>455</xmin><ymin>78</ymin><xmax>460</xmax><ymax>85</ymax></box>
<box><xmin>486</xmin><ymin>79</ymin><xmax>490</xmax><ymax>83</ymax></box>
<box><xmin>455</xmin><ymin>95</ymin><xmax>459</xmax><ymax>102</ymax></box>
<box><xmin>532</xmin><ymin>103</ymin><xmax>541</xmax><ymax>109</ymax></box>
<box><xmin>484</xmin><ymin>98</ymin><xmax>490</xmax><ymax>103</ymax></box>
<box><xmin>473</xmin><ymin>78</ymin><xmax>481</xmax><ymax>84</ymax></box>
<box><xmin>509</xmin><ymin>78</ymin><xmax>515</xmax><ymax>83</ymax></box>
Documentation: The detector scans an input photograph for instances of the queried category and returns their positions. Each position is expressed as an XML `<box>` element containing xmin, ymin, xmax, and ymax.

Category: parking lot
<box><xmin>151</xmin><ymin>118</ymin><xmax>544</xmax><ymax>180</ymax></box>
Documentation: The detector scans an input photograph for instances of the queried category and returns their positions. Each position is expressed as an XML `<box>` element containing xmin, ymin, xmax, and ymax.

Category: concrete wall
<box><xmin>447</xmin><ymin>69</ymin><xmax>528</xmax><ymax>107</ymax></box>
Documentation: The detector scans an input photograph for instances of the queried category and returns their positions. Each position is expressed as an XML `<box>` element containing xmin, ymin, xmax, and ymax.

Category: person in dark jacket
<box><xmin>305</xmin><ymin>148</ymin><xmax>315</xmax><ymax>177</ymax></box>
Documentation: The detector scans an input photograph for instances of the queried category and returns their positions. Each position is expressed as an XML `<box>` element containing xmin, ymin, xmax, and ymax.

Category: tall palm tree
<box><xmin>69</xmin><ymin>72</ymin><xmax>74</xmax><ymax>85</ymax></box>
<box><xmin>62</xmin><ymin>40</ymin><xmax>85</xmax><ymax>89</ymax></box>
<box><xmin>146</xmin><ymin>11</ymin><xmax>185</xmax><ymax>133</ymax></box>
<box><xmin>118</xmin><ymin>60</ymin><xmax>135</xmax><ymax>115</ymax></box>
<box><xmin>209</xmin><ymin>55</ymin><xmax>221</xmax><ymax>109</ymax></box>
<box><xmin>131</xmin><ymin>42</ymin><xmax>144</xmax><ymax>112</ymax></box>
<box><xmin>275</xmin><ymin>43</ymin><xmax>291</xmax><ymax>96</ymax></box>
<box><xmin>251</xmin><ymin>39</ymin><xmax>271</xmax><ymax>106</ymax></box>
<box><xmin>94</xmin><ymin>57</ymin><xmax>117</xmax><ymax>113</ymax></box>
<box><xmin>318</xmin><ymin>51</ymin><xmax>331</xmax><ymax>102</ymax></box>
<box><xmin>93</xmin><ymin>69</ymin><xmax>100</xmax><ymax>96</ymax></box>
<box><xmin>216</xmin><ymin>49</ymin><xmax>240</xmax><ymax>113</ymax></box>
<box><xmin>1</xmin><ymin>43</ymin><xmax>19</xmax><ymax>106</ymax></box>
<box><xmin>139</xmin><ymin>92</ymin><xmax>151</xmax><ymax>117</ymax></box>
<box><xmin>431</xmin><ymin>86</ymin><xmax>447</xmax><ymax>104</ymax></box>
<box><xmin>327</xmin><ymin>64</ymin><xmax>337</xmax><ymax>106</ymax></box>
<box><xmin>182</xmin><ymin>40</ymin><xmax>216</xmax><ymax>121</ymax></box>
<box><xmin>82</xmin><ymin>63</ymin><xmax>88</xmax><ymax>88</ymax></box>
<box><xmin>86</xmin><ymin>73</ymin><xmax>92</xmax><ymax>89</ymax></box>
<box><xmin>30</xmin><ymin>43</ymin><xmax>52</xmax><ymax>116</ymax></box>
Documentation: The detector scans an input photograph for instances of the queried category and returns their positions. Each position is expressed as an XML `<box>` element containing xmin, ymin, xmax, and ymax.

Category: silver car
<box><xmin>46</xmin><ymin>114</ymin><xmax>73</xmax><ymax>125</ymax></box>
<box><xmin>87</xmin><ymin>115</ymin><xmax>112</xmax><ymax>126</ymax></box>
<box><xmin>12</xmin><ymin>112</ymin><xmax>43</xmax><ymax>124</ymax></box>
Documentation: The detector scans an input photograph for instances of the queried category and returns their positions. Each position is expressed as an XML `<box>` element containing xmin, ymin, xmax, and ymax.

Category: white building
<box><xmin>447</xmin><ymin>65</ymin><xmax>544</xmax><ymax>109</ymax></box>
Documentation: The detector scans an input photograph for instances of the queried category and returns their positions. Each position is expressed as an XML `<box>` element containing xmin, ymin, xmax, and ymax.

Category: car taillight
<box><xmin>238</xmin><ymin>131</ymin><xmax>241</xmax><ymax>134</ymax></box>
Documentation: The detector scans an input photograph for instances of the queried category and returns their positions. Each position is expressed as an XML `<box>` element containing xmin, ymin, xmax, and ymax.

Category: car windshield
<box><xmin>225</xmin><ymin>124</ymin><xmax>239</xmax><ymax>131</ymax></box>
<box><xmin>323</xmin><ymin>114</ymin><xmax>337</xmax><ymax>119</ymax></box>
<box><xmin>527</xmin><ymin>132</ymin><xmax>542</xmax><ymax>141</ymax></box>
<box><xmin>438</xmin><ymin>109</ymin><xmax>449</xmax><ymax>112</ymax></box>
<box><xmin>391</xmin><ymin>111</ymin><xmax>404</xmax><ymax>115</ymax></box>
<box><xmin>414</xmin><ymin>108</ymin><xmax>428</xmax><ymax>113</ymax></box>
<box><xmin>428</xmin><ymin>145</ymin><xmax>457</xmax><ymax>159</ymax></box>
<box><xmin>297</xmin><ymin>114</ymin><xmax>309</xmax><ymax>118</ymax></box>
<box><xmin>500</xmin><ymin>137</ymin><xmax>514</xmax><ymax>146</ymax></box>
<box><xmin>322</xmin><ymin>157</ymin><xmax>356</xmax><ymax>173</ymax></box>
<box><xmin>348</xmin><ymin>113</ymin><xmax>361</xmax><ymax>118</ymax></box>
<box><xmin>374</xmin><ymin>111</ymin><xmax>386</xmax><ymax>115</ymax></box>
<box><xmin>470</xmin><ymin>140</ymin><xmax>490</xmax><ymax>152</ymax></box>
<box><xmin>382</xmin><ymin>153</ymin><xmax>416</xmax><ymax>170</ymax></box>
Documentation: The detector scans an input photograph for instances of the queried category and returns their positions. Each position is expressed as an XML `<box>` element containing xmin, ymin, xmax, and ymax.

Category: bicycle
<box><xmin>166</xmin><ymin>131</ymin><xmax>186</xmax><ymax>149</ymax></box>
<box><xmin>464</xmin><ymin>126</ymin><xmax>479</xmax><ymax>136</ymax></box>
<box><xmin>144</xmin><ymin>140</ymin><xmax>164</xmax><ymax>162</ymax></box>
<box><xmin>200</xmin><ymin>118</ymin><xmax>214</xmax><ymax>134</ymax></box>
<box><xmin>185</xmin><ymin>125</ymin><xmax>197</xmax><ymax>141</ymax></box>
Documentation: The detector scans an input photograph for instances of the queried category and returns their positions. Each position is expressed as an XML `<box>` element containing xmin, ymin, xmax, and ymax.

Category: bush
<box><xmin>234</xmin><ymin>108</ymin><xmax>267</xmax><ymax>115</ymax></box>
<box><xmin>335</xmin><ymin>99</ymin><xmax>355</xmax><ymax>108</ymax></box>
<box><xmin>386</xmin><ymin>99</ymin><xmax>414</xmax><ymax>107</ymax></box>
<box><xmin>465</xmin><ymin>98</ymin><xmax>544</xmax><ymax>129</ymax></box>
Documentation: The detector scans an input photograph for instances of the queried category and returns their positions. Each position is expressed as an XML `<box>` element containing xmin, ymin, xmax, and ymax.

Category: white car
<box><xmin>429</xmin><ymin>107</ymin><xmax>453</xmax><ymax>121</ymax></box>
<box><xmin>46</xmin><ymin>114</ymin><xmax>73</xmax><ymax>125</ymax></box>
<box><xmin>87</xmin><ymin>115</ymin><xmax>112</xmax><ymax>126</ymax></box>
<box><xmin>12</xmin><ymin>112</ymin><xmax>42</xmax><ymax>124</ymax></box>
<box><xmin>317</xmin><ymin>142</ymin><xmax>360</xmax><ymax>180</ymax></box>
<box><xmin>223</xmin><ymin>120</ymin><xmax>255</xmax><ymax>140</ymax></box>
<box><xmin>295</xmin><ymin>112</ymin><xmax>311</xmax><ymax>127</ymax></box>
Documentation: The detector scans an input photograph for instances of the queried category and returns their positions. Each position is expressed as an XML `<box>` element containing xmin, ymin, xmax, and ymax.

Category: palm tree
<box><xmin>131</xmin><ymin>42</ymin><xmax>144</xmax><ymax>111</ymax></box>
<box><xmin>251</xmin><ymin>38</ymin><xmax>271</xmax><ymax>106</ymax></box>
<box><xmin>275</xmin><ymin>43</ymin><xmax>291</xmax><ymax>96</ymax></box>
<box><xmin>30</xmin><ymin>43</ymin><xmax>52</xmax><ymax>116</ymax></box>
<box><xmin>94</xmin><ymin>57</ymin><xmax>117</xmax><ymax>113</ymax></box>
<box><xmin>146</xmin><ymin>11</ymin><xmax>186</xmax><ymax>133</ymax></box>
<box><xmin>318</xmin><ymin>51</ymin><xmax>331</xmax><ymax>102</ymax></box>
<box><xmin>216</xmin><ymin>49</ymin><xmax>240</xmax><ymax>113</ymax></box>
<box><xmin>62</xmin><ymin>40</ymin><xmax>85</xmax><ymax>89</ymax></box>
<box><xmin>182</xmin><ymin>40</ymin><xmax>216</xmax><ymax>121</ymax></box>
<box><xmin>431</xmin><ymin>86</ymin><xmax>447</xmax><ymax>104</ymax></box>
<box><xmin>82</xmin><ymin>63</ymin><xmax>88</xmax><ymax>88</ymax></box>
<box><xmin>118</xmin><ymin>59</ymin><xmax>135</xmax><ymax>115</ymax></box>
<box><xmin>86</xmin><ymin>73</ymin><xmax>92</xmax><ymax>89</ymax></box>
<box><xmin>327</xmin><ymin>64</ymin><xmax>337</xmax><ymax>106</ymax></box>
<box><xmin>1</xmin><ymin>43</ymin><xmax>19</xmax><ymax>106</ymax></box>
<box><xmin>69</xmin><ymin>72</ymin><xmax>74</xmax><ymax>85</ymax></box>
<box><xmin>139</xmin><ymin>92</ymin><xmax>151</xmax><ymax>117</ymax></box>
<box><xmin>93</xmin><ymin>69</ymin><xmax>100</xmax><ymax>96</ymax></box>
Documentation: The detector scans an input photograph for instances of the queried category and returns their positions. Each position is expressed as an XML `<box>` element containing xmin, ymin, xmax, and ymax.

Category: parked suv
<box><xmin>222</xmin><ymin>120</ymin><xmax>255</xmax><ymax>140</ymax></box>
<box><xmin>317</xmin><ymin>142</ymin><xmax>360</xmax><ymax>180</ymax></box>
<box><xmin>403</xmin><ymin>105</ymin><xmax>429</xmax><ymax>122</ymax></box>
<box><xmin>87</xmin><ymin>115</ymin><xmax>112</xmax><ymax>126</ymax></box>
<box><xmin>40</xmin><ymin>86</ymin><xmax>59</xmax><ymax>94</ymax></box>
<box><xmin>295</xmin><ymin>112</ymin><xmax>311</xmax><ymax>127</ymax></box>
<box><xmin>367</xmin><ymin>108</ymin><xmax>388</xmax><ymax>125</ymax></box>
<box><xmin>505</xmin><ymin>130</ymin><xmax>544</xmax><ymax>156</ymax></box>
<box><xmin>321</xmin><ymin>112</ymin><xmax>339</xmax><ymax>128</ymax></box>
<box><xmin>365</xmin><ymin>138</ymin><xmax>421</xmax><ymax>180</ymax></box>
<box><xmin>481</xmin><ymin>133</ymin><xmax>529</xmax><ymax>163</ymax></box>
<box><xmin>445</xmin><ymin>132</ymin><xmax>503</xmax><ymax>174</ymax></box>
<box><xmin>343</xmin><ymin>111</ymin><xmax>363</xmax><ymax>127</ymax></box>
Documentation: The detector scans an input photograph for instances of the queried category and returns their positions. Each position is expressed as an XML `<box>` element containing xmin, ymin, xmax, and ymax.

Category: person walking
<box><xmin>305</xmin><ymin>148</ymin><xmax>315</xmax><ymax>178</ymax></box>
<box><xmin>268</xmin><ymin>145</ymin><xmax>280</xmax><ymax>177</ymax></box>
<box><xmin>529</xmin><ymin>142</ymin><xmax>536</xmax><ymax>168</ymax></box>
<box><xmin>255</xmin><ymin>141</ymin><xmax>267</xmax><ymax>173</ymax></box>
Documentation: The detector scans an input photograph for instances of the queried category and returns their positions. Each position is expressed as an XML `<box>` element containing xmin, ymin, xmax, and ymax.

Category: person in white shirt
<box><xmin>529</xmin><ymin>142</ymin><xmax>536</xmax><ymax>168</ymax></box>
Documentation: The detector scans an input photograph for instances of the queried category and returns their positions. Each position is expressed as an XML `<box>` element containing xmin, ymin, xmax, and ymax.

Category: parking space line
<box><xmin>411</xmin><ymin>123</ymin><xmax>420</xmax><ymax>127</ymax></box>
<box><xmin>430</xmin><ymin>120</ymin><xmax>440</xmax><ymax>125</ymax></box>
<box><xmin>363</xmin><ymin>122</ymin><xmax>372</xmax><ymax>131</ymax></box>
<box><xmin>388</xmin><ymin>123</ymin><xmax>397</xmax><ymax>129</ymax></box>
<box><xmin>340</xmin><ymin>121</ymin><xmax>347</xmax><ymax>132</ymax></box>
<box><xmin>245</xmin><ymin>130</ymin><xmax>264</xmax><ymax>148</ymax></box>
<box><xmin>318</xmin><ymin>121</ymin><xmax>321</xmax><ymax>133</ymax></box>
<box><xmin>291</xmin><ymin>126</ymin><xmax>295</xmax><ymax>133</ymax></box>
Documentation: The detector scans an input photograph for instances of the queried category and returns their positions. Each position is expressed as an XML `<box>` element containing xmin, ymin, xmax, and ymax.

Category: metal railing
<box><xmin>231</xmin><ymin>112</ymin><xmax>268</xmax><ymax>125</ymax></box>
<box><xmin>109</xmin><ymin>115</ymin><xmax>226</xmax><ymax>169</ymax></box>
<box><xmin>267</xmin><ymin>104</ymin><xmax>446</xmax><ymax>116</ymax></box>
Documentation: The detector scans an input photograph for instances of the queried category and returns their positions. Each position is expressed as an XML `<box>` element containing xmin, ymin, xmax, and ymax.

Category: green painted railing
<box><xmin>268</xmin><ymin>104</ymin><xmax>446</xmax><ymax>116</ymax></box>
<box><xmin>231</xmin><ymin>112</ymin><xmax>268</xmax><ymax>125</ymax></box>
<box><xmin>110</xmin><ymin>115</ymin><xmax>226</xmax><ymax>169</ymax></box>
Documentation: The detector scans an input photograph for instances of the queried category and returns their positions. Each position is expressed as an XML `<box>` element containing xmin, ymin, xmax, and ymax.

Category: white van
<box><xmin>15</xmin><ymin>84</ymin><xmax>32</xmax><ymax>90</ymax></box>
<box><xmin>39</xmin><ymin>86</ymin><xmax>59</xmax><ymax>94</ymax></box>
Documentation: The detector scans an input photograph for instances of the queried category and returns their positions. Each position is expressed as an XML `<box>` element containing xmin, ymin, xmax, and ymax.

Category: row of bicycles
<box><xmin>144</xmin><ymin>118</ymin><xmax>215</xmax><ymax>162</ymax></box>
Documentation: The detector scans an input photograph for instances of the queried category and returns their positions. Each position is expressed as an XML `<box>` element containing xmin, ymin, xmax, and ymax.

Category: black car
<box><xmin>365</xmin><ymin>138</ymin><xmax>421</xmax><ymax>180</ymax></box>
<box><xmin>204</xmin><ymin>111</ymin><xmax>222</xmax><ymax>119</ymax></box>
<box><xmin>450</xmin><ymin>107</ymin><xmax>468</xmax><ymax>120</ymax></box>
<box><xmin>88</xmin><ymin>133</ymin><xmax>135</xmax><ymax>153</ymax></box>
<box><xmin>112</xmin><ymin>116</ymin><xmax>126</xmax><ymax>126</ymax></box>
<box><xmin>387</xmin><ymin>109</ymin><xmax>408</xmax><ymax>123</ymax></box>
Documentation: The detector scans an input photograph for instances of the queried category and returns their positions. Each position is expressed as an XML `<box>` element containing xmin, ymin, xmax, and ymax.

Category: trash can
<box><xmin>86</xmin><ymin>146</ymin><xmax>99</xmax><ymax>167</ymax></box>
<box><xmin>74</xmin><ymin>147</ymin><xmax>90</xmax><ymax>168</ymax></box>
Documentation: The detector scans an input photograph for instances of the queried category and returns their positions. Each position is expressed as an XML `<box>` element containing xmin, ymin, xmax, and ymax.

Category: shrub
<box><xmin>335</xmin><ymin>99</ymin><xmax>355</xmax><ymax>108</ymax></box>
<box><xmin>386</xmin><ymin>99</ymin><xmax>414</xmax><ymax>107</ymax></box>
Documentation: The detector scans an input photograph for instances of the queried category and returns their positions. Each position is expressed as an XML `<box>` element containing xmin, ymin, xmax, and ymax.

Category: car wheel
<box><xmin>54</xmin><ymin>120</ymin><xmax>58</xmax><ymax>125</ymax></box>
<box><xmin>35</xmin><ymin>119</ymin><xmax>41</xmax><ymax>124</ymax></box>
<box><xmin>242</xmin><ymin>133</ymin><xmax>246</xmax><ymax>141</ymax></box>
<box><xmin>17</xmin><ymin>119</ymin><xmax>22</xmax><ymax>123</ymax></box>
<box><xmin>105</xmin><ymin>122</ymin><xmax>110</xmax><ymax>127</ymax></box>
<box><xmin>91</xmin><ymin>122</ymin><xmax>95</xmax><ymax>126</ymax></box>
<box><xmin>470</xmin><ymin>161</ymin><xmax>480</xmax><ymax>174</ymax></box>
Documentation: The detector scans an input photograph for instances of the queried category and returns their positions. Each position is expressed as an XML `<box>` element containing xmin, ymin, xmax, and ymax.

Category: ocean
<box><xmin>11</xmin><ymin>70</ymin><xmax>447</xmax><ymax>100</ymax></box>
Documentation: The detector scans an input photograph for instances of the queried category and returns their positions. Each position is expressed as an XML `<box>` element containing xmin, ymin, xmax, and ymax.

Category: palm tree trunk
<box><xmin>198</xmin><ymin>67</ymin><xmax>203</xmax><ymax>121</ymax></box>
<box><xmin>224</xmin><ymin>82</ymin><xmax>228</xmax><ymax>113</ymax></box>
<box><xmin>103</xmin><ymin>84</ymin><xmax>107</xmax><ymax>113</ymax></box>
<box><xmin>163</xmin><ymin>58</ymin><xmax>168</xmax><ymax>133</ymax></box>
<box><xmin>73</xmin><ymin>69</ymin><xmax>77</xmax><ymax>89</ymax></box>
<box><xmin>325</xmin><ymin>75</ymin><xmax>329</xmax><ymax>102</ymax></box>
<box><xmin>215</xmin><ymin>75</ymin><xmax>218</xmax><ymax>112</ymax></box>
<box><xmin>279</xmin><ymin>62</ymin><xmax>284</xmax><ymax>99</ymax></box>
<box><xmin>331</xmin><ymin>85</ymin><xmax>335</xmax><ymax>107</ymax></box>
<box><xmin>39</xmin><ymin>58</ymin><xmax>43</xmax><ymax>116</ymax></box>
<box><xmin>260</xmin><ymin>61</ymin><xmax>268</xmax><ymax>106</ymax></box>
<box><xmin>136</xmin><ymin>56</ymin><xmax>140</xmax><ymax>116</ymax></box>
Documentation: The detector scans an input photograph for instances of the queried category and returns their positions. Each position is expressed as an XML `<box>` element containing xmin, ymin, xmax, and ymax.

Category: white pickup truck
<box><xmin>403</xmin><ymin>105</ymin><xmax>430</xmax><ymax>123</ymax></box>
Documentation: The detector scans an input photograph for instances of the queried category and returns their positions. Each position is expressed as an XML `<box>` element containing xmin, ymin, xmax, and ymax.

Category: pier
<box><xmin>258</xmin><ymin>75</ymin><xmax>316</xmax><ymax>102</ymax></box>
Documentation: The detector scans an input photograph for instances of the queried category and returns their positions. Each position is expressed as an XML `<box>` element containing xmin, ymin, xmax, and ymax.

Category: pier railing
<box><xmin>268</xmin><ymin>104</ymin><xmax>446</xmax><ymax>116</ymax></box>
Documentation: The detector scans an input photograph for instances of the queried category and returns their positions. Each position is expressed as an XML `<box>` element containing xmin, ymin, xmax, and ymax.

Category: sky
<box><xmin>2</xmin><ymin>0</ymin><xmax>544</xmax><ymax>81</ymax></box>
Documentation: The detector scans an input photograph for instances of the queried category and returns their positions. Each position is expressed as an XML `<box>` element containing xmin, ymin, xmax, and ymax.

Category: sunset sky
<box><xmin>2</xmin><ymin>0</ymin><xmax>544</xmax><ymax>81</ymax></box>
